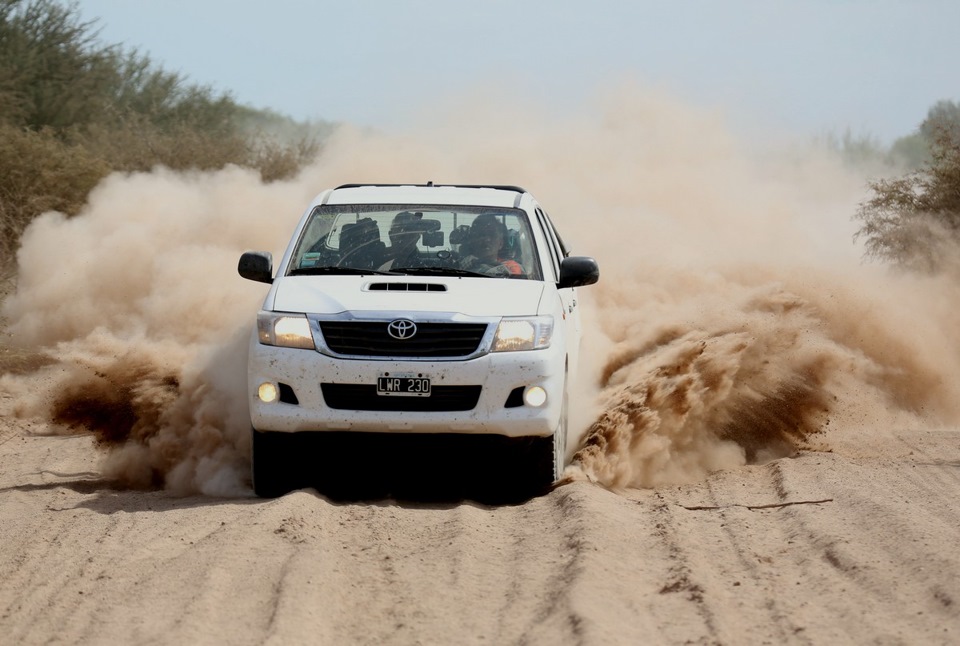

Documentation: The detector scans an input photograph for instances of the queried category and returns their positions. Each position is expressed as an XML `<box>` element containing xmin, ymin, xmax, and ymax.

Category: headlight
<box><xmin>257</xmin><ymin>312</ymin><xmax>315</xmax><ymax>349</ymax></box>
<box><xmin>491</xmin><ymin>316</ymin><xmax>554</xmax><ymax>352</ymax></box>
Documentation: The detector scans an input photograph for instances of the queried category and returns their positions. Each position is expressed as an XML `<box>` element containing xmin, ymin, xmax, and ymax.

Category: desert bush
<box><xmin>854</xmin><ymin>129</ymin><xmax>960</xmax><ymax>271</ymax></box>
<box><xmin>0</xmin><ymin>0</ymin><xmax>118</xmax><ymax>130</ymax></box>
<box><xmin>817</xmin><ymin>129</ymin><xmax>889</xmax><ymax>169</ymax></box>
<box><xmin>888</xmin><ymin>133</ymin><xmax>931</xmax><ymax>170</ymax></box>
<box><xmin>0</xmin><ymin>0</ymin><xmax>329</xmax><ymax>279</ymax></box>
<box><xmin>247</xmin><ymin>135</ymin><xmax>322</xmax><ymax>183</ymax></box>
<box><xmin>920</xmin><ymin>100</ymin><xmax>960</xmax><ymax>147</ymax></box>
<box><xmin>0</xmin><ymin>123</ymin><xmax>109</xmax><ymax>275</ymax></box>
<box><xmin>70</xmin><ymin>117</ymin><xmax>250</xmax><ymax>173</ymax></box>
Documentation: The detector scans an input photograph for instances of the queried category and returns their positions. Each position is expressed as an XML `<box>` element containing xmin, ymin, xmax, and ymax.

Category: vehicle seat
<box><xmin>501</xmin><ymin>229</ymin><xmax>524</xmax><ymax>265</ymax></box>
<box><xmin>339</xmin><ymin>218</ymin><xmax>385</xmax><ymax>268</ymax></box>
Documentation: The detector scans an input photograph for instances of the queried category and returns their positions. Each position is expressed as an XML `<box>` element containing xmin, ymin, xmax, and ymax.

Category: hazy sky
<box><xmin>76</xmin><ymin>0</ymin><xmax>959</xmax><ymax>144</ymax></box>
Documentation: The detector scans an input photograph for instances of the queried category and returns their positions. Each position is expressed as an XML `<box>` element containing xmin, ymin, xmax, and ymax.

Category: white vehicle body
<box><xmin>240</xmin><ymin>184</ymin><xmax>599</xmax><ymax>498</ymax></box>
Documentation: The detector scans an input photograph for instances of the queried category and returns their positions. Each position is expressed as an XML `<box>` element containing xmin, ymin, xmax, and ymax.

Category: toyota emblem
<box><xmin>387</xmin><ymin>319</ymin><xmax>418</xmax><ymax>340</ymax></box>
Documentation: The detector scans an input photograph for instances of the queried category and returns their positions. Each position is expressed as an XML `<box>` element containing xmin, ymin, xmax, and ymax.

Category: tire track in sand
<box><xmin>256</xmin><ymin>489</ymin><xmax>588</xmax><ymax>645</ymax></box>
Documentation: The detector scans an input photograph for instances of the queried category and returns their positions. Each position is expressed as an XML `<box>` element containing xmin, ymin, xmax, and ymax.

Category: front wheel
<box><xmin>517</xmin><ymin>389</ymin><xmax>569</xmax><ymax>498</ymax></box>
<box><xmin>252</xmin><ymin>428</ymin><xmax>300</xmax><ymax>498</ymax></box>
<box><xmin>553</xmin><ymin>388</ymin><xmax>569</xmax><ymax>481</ymax></box>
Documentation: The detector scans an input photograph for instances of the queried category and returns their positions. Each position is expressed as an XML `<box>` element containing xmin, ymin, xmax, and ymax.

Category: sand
<box><xmin>3</xmin><ymin>90</ymin><xmax>960</xmax><ymax>644</ymax></box>
<box><xmin>2</xmin><ymin>377</ymin><xmax>958</xmax><ymax>644</ymax></box>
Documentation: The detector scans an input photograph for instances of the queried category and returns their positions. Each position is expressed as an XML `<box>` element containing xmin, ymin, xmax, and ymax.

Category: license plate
<box><xmin>377</xmin><ymin>375</ymin><xmax>431</xmax><ymax>397</ymax></box>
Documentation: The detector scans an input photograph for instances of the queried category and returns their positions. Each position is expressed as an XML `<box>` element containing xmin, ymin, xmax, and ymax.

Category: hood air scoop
<box><xmin>367</xmin><ymin>282</ymin><xmax>447</xmax><ymax>292</ymax></box>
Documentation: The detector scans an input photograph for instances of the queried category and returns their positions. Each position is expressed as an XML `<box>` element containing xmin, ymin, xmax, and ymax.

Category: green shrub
<box><xmin>0</xmin><ymin>0</ymin><xmax>330</xmax><ymax>279</ymax></box>
<box><xmin>0</xmin><ymin>123</ymin><xmax>109</xmax><ymax>277</ymax></box>
<box><xmin>855</xmin><ymin>131</ymin><xmax>960</xmax><ymax>271</ymax></box>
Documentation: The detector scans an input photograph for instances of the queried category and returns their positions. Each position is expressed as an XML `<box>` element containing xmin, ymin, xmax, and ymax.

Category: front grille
<box><xmin>318</xmin><ymin>321</ymin><xmax>488</xmax><ymax>357</ymax></box>
<box><xmin>321</xmin><ymin>384</ymin><xmax>482</xmax><ymax>411</ymax></box>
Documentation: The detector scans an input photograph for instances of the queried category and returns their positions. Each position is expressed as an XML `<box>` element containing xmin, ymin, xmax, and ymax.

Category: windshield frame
<box><xmin>286</xmin><ymin>203</ymin><xmax>544</xmax><ymax>281</ymax></box>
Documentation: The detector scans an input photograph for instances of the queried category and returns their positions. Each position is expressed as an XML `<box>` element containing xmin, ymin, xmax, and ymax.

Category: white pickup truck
<box><xmin>239</xmin><ymin>183</ymin><xmax>599</xmax><ymax>499</ymax></box>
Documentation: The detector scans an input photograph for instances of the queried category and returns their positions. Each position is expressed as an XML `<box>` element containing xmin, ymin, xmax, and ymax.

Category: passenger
<box><xmin>379</xmin><ymin>211</ymin><xmax>427</xmax><ymax>271</ymax></box>
<box><xmin>459</xmin><ymin>214</ymin><xmax>525</xmax><ymax>276</ymax></box>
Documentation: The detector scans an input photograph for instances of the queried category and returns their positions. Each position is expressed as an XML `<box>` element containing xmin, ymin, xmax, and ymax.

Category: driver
<box><xmin>379</xmin><ymin>211</ymin><xmax>426</xmax><ymax>271</ymax></box>
<box><xmin>459</xmin><ymin>214</ymin><xmax>525</xmax><ymax>276</ymax></box>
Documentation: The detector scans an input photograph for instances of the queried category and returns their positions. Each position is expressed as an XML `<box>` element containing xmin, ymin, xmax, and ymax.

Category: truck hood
<box><xmin>270</xmin><ymin>275</ymin><xmax>546</xmax><ymax>318</ymax></box>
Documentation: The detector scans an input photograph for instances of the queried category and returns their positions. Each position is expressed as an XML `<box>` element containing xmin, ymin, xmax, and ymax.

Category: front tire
<box><xmin>518</xmin><ymin>389</ymin><xmax>569</xmax><ymax>498</ymax></box>
<box><xmin>554</xmin><ymin>387</ymin><xmax>569</xmax><ymax>481</ymax></box>
<box><xmin>252</xmin><ymin>428</ymin><xmax>298</xmax><ymax>498</ymax></box>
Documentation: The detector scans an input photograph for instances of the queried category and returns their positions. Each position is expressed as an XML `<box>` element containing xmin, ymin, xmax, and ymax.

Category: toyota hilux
<box><xmin>238</xmin><ymin>183</ymin><xmax>599</xmax><ymax>499</ymax></box>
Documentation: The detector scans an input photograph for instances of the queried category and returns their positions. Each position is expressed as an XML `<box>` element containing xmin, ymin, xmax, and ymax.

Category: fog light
<box><xmin>524</xmin><ymin>386</ymin><xmax>547</xmax><ymax>407</ymax></box>
<box><xmin>258</xmin><ymin>382</ymin><xmax>278</xmax><ymax>403</ymax></box>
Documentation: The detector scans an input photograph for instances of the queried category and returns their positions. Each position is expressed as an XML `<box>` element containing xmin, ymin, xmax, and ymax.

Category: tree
<box><xmin>854</xmin><ymin>121</ymin><xmax>960</xmax><ymax>271</ymax></box>
<box><xmin>920</xmin><ymin>100</ymin><xmax>960</xmax><ymax>148</ymax></box>
<box><xmin>0</xmin><ymin>0</ymin><xmax>326</xmax><ymax>165</ymax></box>
<box><xmin>888</xmin><ymin>132</ymin><xmax>930</xmax><ymax>169</ymax></box>
<box><xmin>0</xmin><ymin>0</ymin><xmax>331</xmax><ymax>280</ymax></box>
<box><xmin>0</xmin><ymin>0</ymin><xmax>119</xmax><ymax>130</ymax></box>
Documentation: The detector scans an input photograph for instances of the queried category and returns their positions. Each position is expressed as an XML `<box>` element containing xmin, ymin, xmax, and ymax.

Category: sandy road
<box><xmin>4</xmin><ymin>86</ymin><xmax>960</xmax><ymax>644</ymax></box>
<box><xmin>2</xmin><ymin>389</ymin><xmax>959</xmax><ymax>646</ymax></box>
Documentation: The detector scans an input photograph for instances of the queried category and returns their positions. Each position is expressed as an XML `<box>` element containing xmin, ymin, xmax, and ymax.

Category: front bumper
<box><xmin>247</xmin><ymin>332</ymin><xmax>565</xmax><ymax>437</ymax></box>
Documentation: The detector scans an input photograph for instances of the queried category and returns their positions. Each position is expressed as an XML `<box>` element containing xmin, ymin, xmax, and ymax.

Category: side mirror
<box><xmin>238</xmin><ymin>251</ymin><xmax>273</xmax><ymax>284</ymax></box>
<box><xmin>558</xmin><ymin>256</ymin><xmax>599</xmax><ymax>289</ymax></box>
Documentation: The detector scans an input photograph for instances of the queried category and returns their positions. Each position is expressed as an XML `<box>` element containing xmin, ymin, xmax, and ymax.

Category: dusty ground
<box><xmin>5</xmin><ymin>86</ymin><xmax>960</xmax><ymax>644</ymax></box>
<box><xmin>2</xmin><ymin>373</ymin><xmax>958</xmax><ymax>646</ymax></box>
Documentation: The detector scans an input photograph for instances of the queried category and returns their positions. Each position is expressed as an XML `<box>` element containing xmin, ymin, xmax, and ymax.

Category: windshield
<box><xmin>288</xmin><ymin>204</ymin><xmax>542</xmax><ymax>280</ymax></box>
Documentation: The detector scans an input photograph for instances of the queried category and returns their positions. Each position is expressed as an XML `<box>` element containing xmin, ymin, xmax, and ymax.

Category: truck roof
<box><xmin>319</xmin><ymin>183</ymin><xmax>531</xmax><ymax>209</ymax></box>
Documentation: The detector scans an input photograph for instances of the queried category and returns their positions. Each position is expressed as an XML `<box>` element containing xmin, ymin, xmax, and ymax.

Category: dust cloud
<box><xmin>3</xmin><ymin>84</ymin><xmax>959</xmax><ymax>495</ymax></box>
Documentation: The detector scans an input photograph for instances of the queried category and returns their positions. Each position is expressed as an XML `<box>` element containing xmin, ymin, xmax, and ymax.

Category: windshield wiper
<box><xmin>289</xmin><ymin>266</ymin><xmax>399</xmax><ymax>276</ymax></box>
<box><xmin>395</xmin><ymin>267</ymin><xmax>489</xmax><ymax>278</ymax></box>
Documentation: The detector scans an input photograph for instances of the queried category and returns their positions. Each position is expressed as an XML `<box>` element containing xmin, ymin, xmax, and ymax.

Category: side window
<box><xmin>540</xmin><ymin>210</ymin><xmax>569</xmax><ymax>258</ymax></box>
<box><xmin>535</xmin><ymin>208</ymin><xmax>561</xmax><ymax>279</ymax></box>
